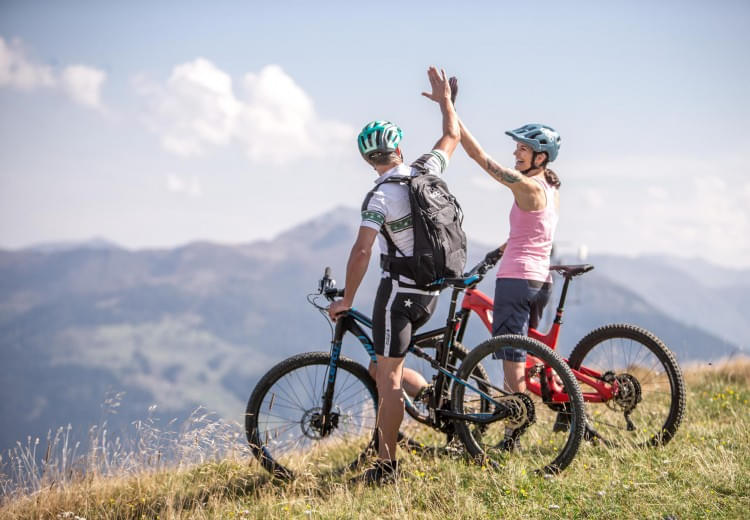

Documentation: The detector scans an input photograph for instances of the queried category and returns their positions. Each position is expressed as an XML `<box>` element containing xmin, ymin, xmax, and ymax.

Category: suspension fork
<box><xmin>319</xmin><ymin>316</ymin><xmax>377</xmax><ymax>433</ymax></box>
<box><xmin>320</xmin><ymin>318</ymin><xmax>348</xmax><ymax>433</ymax></box>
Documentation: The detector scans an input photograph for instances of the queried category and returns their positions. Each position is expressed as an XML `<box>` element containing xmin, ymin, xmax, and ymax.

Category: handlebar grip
<box><xmin>485</xmin><ymin>247</ymin><xmax>503</xmax><ymax>263</ymax></box>
<box><xmin>324</xmin><ymin>266</ymin><xmax>331</xmax><ymax>279</ymax></box>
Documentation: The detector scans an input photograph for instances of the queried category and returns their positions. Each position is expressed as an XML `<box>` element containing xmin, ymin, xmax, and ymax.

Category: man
<box><xmin>327</xmin><ymin>66</ymin><xmax>459</xmax><ymax>484</ymax></box>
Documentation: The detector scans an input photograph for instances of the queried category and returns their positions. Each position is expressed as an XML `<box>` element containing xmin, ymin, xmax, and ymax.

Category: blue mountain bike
<box><xmin>245</xmin><ymin>252</ymin><xmax>586</xmax><ymax>479</ymax></box>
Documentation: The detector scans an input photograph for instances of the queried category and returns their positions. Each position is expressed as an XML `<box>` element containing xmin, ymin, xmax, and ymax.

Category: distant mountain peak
<box><xmin>22</xmin><ymin>237</ymin><xmax>123</xmax><ymax>253</ymax></box>
<box><xmin>273</xmin><ymin>206</ymin><xmax>359</xmax><ymax>246</ymax></box>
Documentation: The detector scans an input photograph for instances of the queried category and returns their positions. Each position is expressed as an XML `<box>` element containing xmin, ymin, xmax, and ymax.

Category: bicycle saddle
<box><xmin>550</xmin><ymin>264</ymin><xmax>594</xmax><ymax>278</ymax></box>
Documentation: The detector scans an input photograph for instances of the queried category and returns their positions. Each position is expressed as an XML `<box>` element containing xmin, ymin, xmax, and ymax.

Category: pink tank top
<box><xmin>497</xmin><ymin>177</ymin><xmax>558</xmax><ymax>282</ymax></box>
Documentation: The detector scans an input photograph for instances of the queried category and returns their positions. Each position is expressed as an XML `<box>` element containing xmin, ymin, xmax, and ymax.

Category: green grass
<box><xmin>2</xmin><ymin>361</ymin><xmax>748</xmax><ymax>519</ymax></box>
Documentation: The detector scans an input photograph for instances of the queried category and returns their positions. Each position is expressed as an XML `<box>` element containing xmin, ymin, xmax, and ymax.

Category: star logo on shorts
<box><xmin>404</xmin><ymin>298</ymin><xmax>413</xmax><ymax>308</ymax></box>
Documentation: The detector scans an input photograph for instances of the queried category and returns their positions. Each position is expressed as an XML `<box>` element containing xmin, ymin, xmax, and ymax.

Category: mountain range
<box><xmin>0</xmin><ymin>207</ymin><xmax>746</xmax><ymax>457</ymax></box>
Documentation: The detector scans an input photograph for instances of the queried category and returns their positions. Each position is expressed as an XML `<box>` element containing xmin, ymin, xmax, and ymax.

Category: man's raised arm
<box><xmin>421</xmin><ymin>66</ymin><xmax>460</xmax><ymax>158</ymax></box>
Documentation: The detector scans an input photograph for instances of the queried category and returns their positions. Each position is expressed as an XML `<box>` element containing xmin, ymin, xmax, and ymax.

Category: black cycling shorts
<box><xmin>372</xmin><ymin>277</ymin><xmax>439</xmax><ymax>358</ymax></box>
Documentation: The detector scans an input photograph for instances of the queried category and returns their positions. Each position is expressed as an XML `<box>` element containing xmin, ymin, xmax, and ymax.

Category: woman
<box><xmin>458</xmin><ymin>120</ymin><xmax>562</xmax><ymax>398</ymax></box>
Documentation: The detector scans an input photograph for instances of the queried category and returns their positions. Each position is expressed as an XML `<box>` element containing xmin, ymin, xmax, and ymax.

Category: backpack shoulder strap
<box><xmin>362</xmin><ymin>176</ymin><xmax>410</xmax><ymax>259</ymax></box>
<box><xmin>376</xmin><ymin>175</ymin><xmax>410</xmax><ymax>186</ymax></box>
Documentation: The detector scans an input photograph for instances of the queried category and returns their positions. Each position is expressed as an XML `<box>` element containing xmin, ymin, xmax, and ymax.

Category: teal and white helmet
<box><xmin>505</xmin><ymin>123</ymin><xmax>561</xmax><ymax>162</ymax></box>
<box><xmin>357</xmin><ymin>120</ymin><xmax>403</xmax><ymax>159</ymax></box>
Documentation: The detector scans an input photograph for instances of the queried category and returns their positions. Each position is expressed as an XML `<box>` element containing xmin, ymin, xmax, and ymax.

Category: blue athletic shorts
<box><xmin>492</xmin><ymin>277</ymin><xmax>552</xmax><ymax>361</ymax></box>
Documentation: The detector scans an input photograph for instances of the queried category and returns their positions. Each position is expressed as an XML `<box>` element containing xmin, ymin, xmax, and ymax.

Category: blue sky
<box><xmin>1</xmin><ymin>1</ymin><xmax>748</xmax><ymax>266</ymax></box>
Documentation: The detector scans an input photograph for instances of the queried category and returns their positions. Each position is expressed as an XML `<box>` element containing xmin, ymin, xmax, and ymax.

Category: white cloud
<box><xmin>166</xmin><ymin>173</ymin><xmax>202</xmax><ymax>197</ymax></box>
<box><xmin>60</xmin><ymin>65</ymin><xmax>106</xmax><ymax>110</ymax></box>
<box><xmin>136</xmin><ymin>59</ymin><xmax>353</xmax><ymax>163</ymax></box>
<box><xmin>0</xmin><ymin>36</ymin><xmax>106</xmax><ymax>110</ymax></box>
<box><xmin>155</xmin><ymin>58</ymin><xmax>240</xmax><ymax>156</ymax></box>
<box><xmin>0</xmin><ymin>36</ymin><xmax>55</xmax><ymax>89</ymax></box>
<box><xmin>558</xmin><ymin>163</ymin><xmax>750</xmax><ymax>267</ymax></box>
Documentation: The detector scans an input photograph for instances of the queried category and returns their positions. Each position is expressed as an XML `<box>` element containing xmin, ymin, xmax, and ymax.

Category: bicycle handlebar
<box><xmin>466</xmin><ymin>247</ymin><xmax>503</xmax><ymax>277</ymax></box>
<box><xmin>315</xmin><ymin>248</ymin><xmax>503</xmax><ymax>301</ymax></box>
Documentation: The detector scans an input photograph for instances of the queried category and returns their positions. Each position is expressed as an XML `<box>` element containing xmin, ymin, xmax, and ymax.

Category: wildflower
<box><xmin>597</xmin><ymin>491</ymin><xmax>606</xmax><ymax>497</ymax></box>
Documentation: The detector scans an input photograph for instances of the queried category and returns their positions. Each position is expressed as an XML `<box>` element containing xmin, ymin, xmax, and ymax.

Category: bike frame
<box><xmin>456</xmin><ymin>273</ymin><xmax>616</xmax><ymax>404</ymax></box>
<box><xmin>322</xmin><ymin>283</ymin><xmax>515</xmax><ymax>432</ymax></box>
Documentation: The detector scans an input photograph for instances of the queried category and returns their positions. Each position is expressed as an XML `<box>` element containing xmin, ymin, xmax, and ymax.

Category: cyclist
<box><xmin>457</xmin><ymin>115</ymin><xmax>561</xmax><ymax>447</ymax></box>
<box><xmin>327</xmin><ymin>66</ymin><xmax>460</xmax><ymax>484</ymax></box>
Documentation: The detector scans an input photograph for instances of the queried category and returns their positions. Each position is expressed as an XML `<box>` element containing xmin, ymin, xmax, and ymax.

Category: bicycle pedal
<box><xmin>413</xmin><ymin>384</ymin><xmax>434</xmax><ymax>404</ymax></box>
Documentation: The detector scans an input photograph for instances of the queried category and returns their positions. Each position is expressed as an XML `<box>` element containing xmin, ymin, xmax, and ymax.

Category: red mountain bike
<box><xmin>409</xmin><ymin>249</ymin><xmax>686</xmax><ymax>452</ymax></box>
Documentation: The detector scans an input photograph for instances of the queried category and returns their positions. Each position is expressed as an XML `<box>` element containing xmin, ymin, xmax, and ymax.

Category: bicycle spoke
<box><xmin>247</xmin><ymin>355</ymin><xmax>379</xmax><ymax>476</ymax></box>
<box><xmin>451</xmin><ymin>335</ymin><xmax>585</xmax><ymax>474</ymax></box>
<box><xmin>569</xmin><ymin>325</ymin><xmax>685</xmax><ymax>449</ymax></box>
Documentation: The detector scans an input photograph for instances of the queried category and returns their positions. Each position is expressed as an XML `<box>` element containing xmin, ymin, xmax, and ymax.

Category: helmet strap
<box><xmin>520</xmin><ymin>152</ymin><xmax>539</xmax><ymax>175</ymax></box>
<box><xmin>521</xmin><ymin>151</ymin><xmax>546</xmax><ymax>175</ymax></box>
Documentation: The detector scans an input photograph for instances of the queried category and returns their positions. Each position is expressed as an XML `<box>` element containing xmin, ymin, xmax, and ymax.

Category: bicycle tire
<box><xmin>568</xmin><ymin>323</ymin><xmax>685</xmax><ymax>447</ymax></box>
<box><xmin>402</xmin><ymin>338</ymin><xmax>490</xmax><ymax>454</ymax></box>
<box><xmin>245</xmin><ymin>352</ymin><xmax>378</xmax><ymax>479</ymax></box>
<box><xmin>452</xmin><ymin>334</ymin><xmax>585</xmax><ymax>474</ymax></box>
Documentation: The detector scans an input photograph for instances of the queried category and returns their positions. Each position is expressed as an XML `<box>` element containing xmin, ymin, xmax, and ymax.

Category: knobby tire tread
<box><xmin>245</xmin><ymin>352</ymin><xmax>377</xmax><ymax>480</ymax></box>
<box><xmin>568</xmin><ymin>323</ymin><xmax>686</xmax><ymax>446</ymax></box>
<box><xmin>452</xmin><ymin>334</ymin><xmax>586</xmax><ymax>474</ymax></box>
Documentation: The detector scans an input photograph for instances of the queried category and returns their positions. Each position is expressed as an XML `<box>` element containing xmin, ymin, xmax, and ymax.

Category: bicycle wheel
<box><xmin>568</xmin><ymin>323</ymin><xmax>685</xmax><ymax>448</ymax></box>
<box><xmin>402</xmin><ymin>338</ymin><xmax>490</xmax><ymax>455</ymax></box>
<box><xmin>245</xmin><ymin>352</ymin><xmax>378</xmax><ymax>479</ymax></box>
<box><xmin>452</xmin><ymin>334</ymin><xmax>585</xmax><ymax>474</ymax></box>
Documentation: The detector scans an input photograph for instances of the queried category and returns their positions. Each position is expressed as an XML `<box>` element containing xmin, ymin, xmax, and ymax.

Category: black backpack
<box><xmin>364</xmin><ymin>170</ymin><xmax>467</xmax><ymax>287</ymax></box>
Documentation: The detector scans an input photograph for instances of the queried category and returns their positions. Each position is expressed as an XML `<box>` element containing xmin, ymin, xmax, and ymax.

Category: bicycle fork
<box><xmin>316</xmin><ymin>319</ymin><xmax>348</xmax><ymax>438</ymax></box>
<box><xmin>317</xmin><ymin>317</ymin><xmax>378</xmax><ymax>438</ymax></box>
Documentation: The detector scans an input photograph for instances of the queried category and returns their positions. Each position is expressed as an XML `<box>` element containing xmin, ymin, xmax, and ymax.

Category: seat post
<box><xmin>554</xmin><ymin>276</ymin><xmax>573</xmax><ymax>325</ymax></box>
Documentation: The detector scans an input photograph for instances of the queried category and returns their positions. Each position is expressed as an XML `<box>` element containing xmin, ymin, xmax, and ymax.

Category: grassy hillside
<box><xmin>1</xmin><ymin>360</ymin><xmax>748</xmax><ymax>519</ymax></box>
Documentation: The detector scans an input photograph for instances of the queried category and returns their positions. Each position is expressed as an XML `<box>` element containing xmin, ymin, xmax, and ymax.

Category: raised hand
<box><xmin>421</xmin><ymin>66</ymin><xmax>451</xmax><ymax>104</ymax></box>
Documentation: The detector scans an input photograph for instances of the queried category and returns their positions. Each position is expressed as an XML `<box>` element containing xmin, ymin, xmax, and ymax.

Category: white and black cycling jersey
<box><xmin>360</xmin><ymin>149</ymin><xmax>449</xmax><ymax>282</ymax></box>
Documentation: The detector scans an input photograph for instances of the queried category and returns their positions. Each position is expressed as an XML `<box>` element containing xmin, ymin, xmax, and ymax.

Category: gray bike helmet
<box><xmin>505</xmin><ymin>123</ymin><xmax>561</xmax><ymax>162</ymax></box>
<box><xmin>357</xmin><ymin>120</ymin><xmax>403</xmax><ymax>159</ymax></box>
